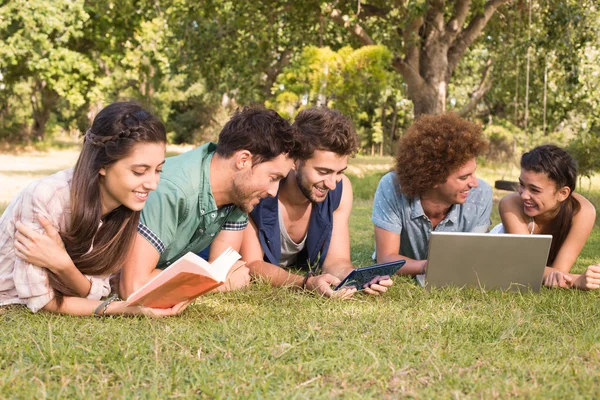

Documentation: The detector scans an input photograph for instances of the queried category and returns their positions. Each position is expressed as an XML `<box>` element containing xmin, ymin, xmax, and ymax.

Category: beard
<box><xmin>232</xmin><ymin>173</ymin><xmax>258</xmax><ymax>213</ymax></box>
<box><xmin>295</xmin><ymin>167</ymin><xmax>328</xmax><ymax>204</ymax></box>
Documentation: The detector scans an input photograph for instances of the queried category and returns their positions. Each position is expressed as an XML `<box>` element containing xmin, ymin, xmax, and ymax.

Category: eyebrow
<box><xmin>131</xmin><ymin>160</ymin><xmax>166</xmax><ymax>168</ymax></box>
<box><xmin>519</xmin><ymin>179</ymin><xmax>542</xmax><ymax>190</ymax></box>
<box><xmin>316</xmin><ymin>166</ymin><xmax>348</xmax><ymax>174</ymax></box>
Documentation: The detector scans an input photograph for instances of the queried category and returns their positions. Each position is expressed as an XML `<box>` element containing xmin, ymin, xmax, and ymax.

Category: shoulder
<box><xmin>377</xmin><ymin>171</ymin><xmax>398</xmax><ymax>189</ymax></box>
<box><xmin>468</xmin><ymin>179</ymin><xmax>492</xmax><ymax>200</ymax></box>
<box><xmin>573</xmin><ymin>192</ymin><xmax>596</xmax><ymax>219</ymax></box>
<box><xmin>19</xmin><ymin>169</ymin><xmax>72</xmax><ymax>208</ymax></box>
<box><xmin>375</xmin><ymin>172</ymin><xmax>403</xmax><ymax>198</ymax></box>
<box><xmin>161</xmin><ymin>143</ymin><xmax>215</xmax><ymax>193</ymax></box>
<box><xmin>498</xmin><ymin>192</ymin><xmax>522</xmax><ymax>214</ymax></box>
<box><xmin>339</xmin><ymin>175</ymin><xmax>352</xmax><ymax>199</ymax></box>
<box><xmin>336</xmin><ymin>175</ymin><xmax>353</xmax><ymax>212</ymax></box>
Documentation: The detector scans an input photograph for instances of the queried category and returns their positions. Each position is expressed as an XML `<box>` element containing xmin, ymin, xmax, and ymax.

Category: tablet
<box><xmin>334</xmin><ymin>260</ymin><xmax>405</xmax><ymax>290</ymax></box>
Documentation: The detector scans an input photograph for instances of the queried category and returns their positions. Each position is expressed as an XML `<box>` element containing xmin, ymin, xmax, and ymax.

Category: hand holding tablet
<box><xmin>334</xmin><ymin>260</ymin><xmax>405</xmax><ymax>291</ymax></box>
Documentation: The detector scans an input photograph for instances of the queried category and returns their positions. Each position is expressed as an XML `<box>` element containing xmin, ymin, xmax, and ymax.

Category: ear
<box><xmin>234</xmin><ymin>150</ymin><xmax>253</xmax><ymax>171</ymax></box>
<box><xmin>99</xmin><ymin>167</ymin><xmax>107</xmax><ymax>177</ymax></box>
<box><xmin>557</xmin><ymin>186</ymin><xmax>571</xmax><ymax>202</ymax></box>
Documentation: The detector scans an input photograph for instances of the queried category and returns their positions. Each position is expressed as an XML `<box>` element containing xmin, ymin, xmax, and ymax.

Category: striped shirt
<box><xmin>0</xmin><ymin>169</ymin><xmax>110</xmax><ymax>312</ymax></box>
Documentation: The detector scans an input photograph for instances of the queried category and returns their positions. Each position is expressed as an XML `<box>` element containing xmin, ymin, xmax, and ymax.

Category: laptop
<box><xmin>416</xmin><ymin>232</ymin><xmax>552</xmax><ymax>292</ymax></box>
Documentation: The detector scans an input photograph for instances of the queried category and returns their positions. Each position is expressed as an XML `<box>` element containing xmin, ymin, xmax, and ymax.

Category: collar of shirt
<box><xmin>198</xmin><ymin>148</ymin><xmax>219</xmax><ymax>218</ymax></box>
<box><xmin>410</xmin><ymin>196</ymin><xmax>459</xmax><ymax>227</ymax></box>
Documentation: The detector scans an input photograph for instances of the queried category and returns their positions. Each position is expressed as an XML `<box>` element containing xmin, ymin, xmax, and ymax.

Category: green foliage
<box><xmin>269</xmin><ymin>44</ymin><xmax>401</xmax><ymax>152</ymax></box>
<box><xmin>568</xmin><ymin>132</ymin><xmax>600</xmax><ymax>180</ymax></box>
<box><xmin>0</xmin><ymin>0</ymin><xmax>598</xmax><ymax>165</ymax></box>
<box><xmin>346</xmin><ymin>171</ymin><xmax>387</xmax><ymax>201</ymax></box>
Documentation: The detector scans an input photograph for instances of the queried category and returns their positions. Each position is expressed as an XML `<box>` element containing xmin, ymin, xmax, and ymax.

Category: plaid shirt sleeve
<box><xmin>221</xmin><ymin>206</ymin><xmax>248</xmax><ymax>231</ymax></box>
<box><xmin>1</xmin><ymin>171</ymin><xmax>110</xmax><ymax>312</ymax></box>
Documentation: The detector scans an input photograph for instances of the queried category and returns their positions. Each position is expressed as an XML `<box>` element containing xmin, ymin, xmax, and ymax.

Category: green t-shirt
<box><xmin>139</xmin><ymin>143</ymin><xmax>248</xmax><ymax>269</ymax></box>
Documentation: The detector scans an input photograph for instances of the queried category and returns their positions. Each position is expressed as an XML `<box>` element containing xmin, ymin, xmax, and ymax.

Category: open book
<box><xmin>127</xmin><ymin>247</ymin><xmax>243</xmax><ymax>308</ymax></box>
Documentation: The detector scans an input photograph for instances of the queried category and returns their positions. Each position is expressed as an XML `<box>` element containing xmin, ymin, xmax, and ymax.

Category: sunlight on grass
<box><xmin>1</xmin><ymin>154</ymin><xmax>600</xmax><ymax>398</ymax></box>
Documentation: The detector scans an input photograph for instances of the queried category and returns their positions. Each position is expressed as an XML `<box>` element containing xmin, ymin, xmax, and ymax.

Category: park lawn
<box><xmin>2</xmin><ymin>194</ymin><xmax>600</xmax><ymax>399</ymax></box>
<box><xmin>1</xmin><ymin>153</ymin><xmax>599</xmax><ymax>398</ymax></box>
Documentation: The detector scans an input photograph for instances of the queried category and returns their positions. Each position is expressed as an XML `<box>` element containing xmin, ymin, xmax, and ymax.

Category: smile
<box><xmin>134</xmin><ymin>191</ymin><xmax>149</xmax><ymax>200</ymax></box>
<box><xmin>315</xmin><ymin>186</ymin><xmax>328</xmax><ymax>195</ymax></box>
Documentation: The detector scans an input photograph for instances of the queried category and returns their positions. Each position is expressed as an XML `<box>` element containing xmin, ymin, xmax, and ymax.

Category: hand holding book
<box><xmin>127</xmin><ymin>247</ymin><xmax>244</xmax><ymax>308</ymax></box>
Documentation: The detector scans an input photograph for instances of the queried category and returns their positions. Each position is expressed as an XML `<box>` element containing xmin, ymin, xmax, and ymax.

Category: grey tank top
<box><xmin>278</xmin><ymin>203</ymin><xmax>307</xmax><ymax>268</ymax></box>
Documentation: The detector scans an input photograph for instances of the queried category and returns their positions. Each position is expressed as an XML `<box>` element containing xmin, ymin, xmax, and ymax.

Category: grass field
<box><xmin>1</xmin><ymin>151</ymin><xmax>599</xmax><ymax>399</ymax></box>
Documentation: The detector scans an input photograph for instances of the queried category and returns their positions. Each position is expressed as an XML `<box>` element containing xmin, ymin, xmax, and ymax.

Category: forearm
<box><xmin>120</xmin><ymin>267</ymin><xmax>163</xmax><ymax>299</ymax></box>
<box><xmin>42</xmin><ymin>297</ymin><xmax>142</xmax><ymax>316</ymax></box>
<box><xmin>247</xmin><ymin>260</ymin><xmax>304</xmax><ymax>288</ymax></box>
<box><xmin>377</xmin><ymin>253</ymin><xmax>425</xmax><ymax>276</ymax></box>
<box><xmin>322</xmin><ymin>259</ymin><xmax>354</xmax><ymax>281</ymax></box>
<box><xmin>52</xmin><ymin>260</ymin><xmax>92</xmax><ymax>297</ymax></box>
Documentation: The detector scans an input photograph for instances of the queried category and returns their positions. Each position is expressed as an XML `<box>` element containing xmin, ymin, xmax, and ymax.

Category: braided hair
<box><xmin>48</xmin><ymin>102</ymin><xmax>166</xmax><ymax>305</ymax></box>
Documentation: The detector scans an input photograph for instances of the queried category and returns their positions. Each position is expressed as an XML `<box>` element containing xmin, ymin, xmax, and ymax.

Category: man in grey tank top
<box><xmin>240</xmin><ymin>107</ymin><xmax>393</xmax><ymax>298</ymax></box>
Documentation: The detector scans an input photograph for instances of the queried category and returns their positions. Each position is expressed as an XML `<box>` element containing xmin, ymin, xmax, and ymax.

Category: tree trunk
<box><xmin>389</xmin><ymin>102</ymin><xmax>398</xmax><ymax>155</ymax></box>
<box><xmin>524</xmin><ymin>0</ymin><xmax>532</xmax><ymax>130</ymax></box>
<box><xmin>407</xmin><ymin>81</ymin><xmax>446</xmax><ymax>117</ymax></box>
<box><xmin>30</xmin><ymin>80</ymin><xmax>58</xmax><ymax>141</ymax></box>
<box><xmin>331</xmin><ymin>0</ymin><xmax>510</xmax><ymax>118</ymax></box>
<box><xmin>543</xmin><ymin>54</ymin><xmax>548</xmax><ymax>135</ymax></box>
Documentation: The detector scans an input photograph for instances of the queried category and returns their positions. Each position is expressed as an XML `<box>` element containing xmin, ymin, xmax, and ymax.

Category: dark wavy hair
<box><xmin>51</xmin><ymin>102</ymin><xmax>166</xmax><ymax>305</ymax></box>
<box><xmin>521</xmin><ymin>145</ymin><xmax>580</xmax><ymax>266</ymax></box>
<box><xmin>216</xmin><ymin>105</ymin><xmax>300</xmax><ymax>165</ymax></box>
<box><xmin>292</xmin><ymin>107</ymin><xmax>358</xmax><ymax>160</ymax></box>
<box><xmin>394</xmin><ymin>113</ymin><xmax>488</xmax><ymax>197</ymax></box>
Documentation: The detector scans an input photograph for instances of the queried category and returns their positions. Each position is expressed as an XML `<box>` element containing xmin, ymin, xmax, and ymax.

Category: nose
<box><xmin>324</xmin><ymin>175</ymin><xmax>337</xmax><ymax>191</ymax></box>
<box><xmin>469</xmin><ymin>174</ymin><xmax>478</xmax><ymax>188</ymax></box>
<box><xmin>267</xmin><ymin>181</ymin><xmax>279</xmax><ymax>197</ymax></box>
<box><xmin>144</xmin><ymin>174</ymin><xmax>160</xmax><ymax>191</ymax></box>
<box><xmin>519</xmin><ymin>187</ymin><xmax>529</xmax><ymax>199</ymax></box>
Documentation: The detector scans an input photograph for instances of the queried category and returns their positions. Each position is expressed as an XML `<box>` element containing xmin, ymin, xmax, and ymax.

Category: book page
<box><xmin>203</xmin><ymin>247</ymin><xmax>242</xmax><ymax>282</ymax></box>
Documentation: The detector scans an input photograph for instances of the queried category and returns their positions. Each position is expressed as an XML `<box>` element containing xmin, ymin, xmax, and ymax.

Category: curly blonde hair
<box><xmin>395</xmin><ymin>113</ymin><xmax>488</xmax><ymax>197</ymax></box>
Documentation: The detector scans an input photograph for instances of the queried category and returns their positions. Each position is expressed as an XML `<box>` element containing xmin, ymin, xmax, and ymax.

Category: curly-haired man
<box><xmin>241</xmin><ymin>107</ymin><xmax>393</xmax><ymax>297</ymax></box>
<box><xmin>372</xmin><ymin>113</ymin><xmax>493</xmax><ymax>276</ymax></box>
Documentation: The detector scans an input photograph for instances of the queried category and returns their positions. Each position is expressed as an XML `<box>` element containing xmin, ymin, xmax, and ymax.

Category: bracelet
<box><xmin>301</xmin><ymin>271</ymin><xmax>314</xmax><ymax>290</ymax></box>
<box><xmin>93</xmin><ymin>294</ymin><xmax>121</xmax><ymax>317</ymax></box>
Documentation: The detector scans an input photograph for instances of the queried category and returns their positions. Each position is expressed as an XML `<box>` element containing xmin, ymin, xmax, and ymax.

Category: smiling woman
<box><xmin>496</xmin><ymin>145</ymin><xmax>598</xmax><ymax>290</ymax></box>
<box><xmin>0</xmin><ymin>102</ymin><xmax>188</xmax><ymax>317</ymax></box>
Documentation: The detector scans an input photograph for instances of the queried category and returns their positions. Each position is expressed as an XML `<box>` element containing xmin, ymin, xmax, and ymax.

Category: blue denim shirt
<box><xmin>372</xmin><ymin>172</ymin><xmax>493</xmax><ymax>260</ymax></box>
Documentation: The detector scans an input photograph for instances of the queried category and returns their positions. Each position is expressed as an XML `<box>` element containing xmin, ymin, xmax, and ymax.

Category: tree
<box><xmin>325</xmin><ymin>0</ymin><xmax>510</xmax><ymax>117</ymax></box>
<box><xmin>0</xmin><ymin>0</ymin><xmax>94</xmax><ymax>140</ymax></box>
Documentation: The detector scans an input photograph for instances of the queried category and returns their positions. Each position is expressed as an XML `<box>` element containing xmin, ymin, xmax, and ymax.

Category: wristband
<box><xmin>93</xmin><ymin>294</ymin><xmax>120</xmax><ymax>317</ymax></box>
<box><xmin>301</xmin><ymin>271</ymin><xmax>315</xmax><ymax>290</ymax></box>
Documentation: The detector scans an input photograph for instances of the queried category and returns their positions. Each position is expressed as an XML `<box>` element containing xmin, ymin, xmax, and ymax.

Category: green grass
<box><xmin>2</xmin><ymin>166</ymin><xmax>600</xmax><ymax>398</ymax></box>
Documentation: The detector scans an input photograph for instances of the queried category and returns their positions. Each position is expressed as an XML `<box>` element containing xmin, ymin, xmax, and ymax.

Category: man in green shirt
<box><xmin>120</xmin><ymin>106</ymin><xmax>298</xmax><ymax>298</ymax></box>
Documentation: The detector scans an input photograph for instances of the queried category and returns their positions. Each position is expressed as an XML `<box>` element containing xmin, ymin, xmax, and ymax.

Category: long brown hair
<box><xmin>48</xmin><ymin>102</ymin><xmax>166</xmax><ymax>304</ymax></box>
<box><xmin>521</xmin><ymin>145</ymin><xmax>580</xmax><ymax>266</ymax></box>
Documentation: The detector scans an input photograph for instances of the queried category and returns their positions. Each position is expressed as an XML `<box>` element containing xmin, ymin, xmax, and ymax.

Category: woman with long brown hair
<box><xmin>495</xmin><ymin>145</ymin><xmax>599</xmax><ymax>290</ymax></box>
<box><xmin>0</xmin><ymin>102</ymin><xmax>187</xmax><ymax>316</ymax></box>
